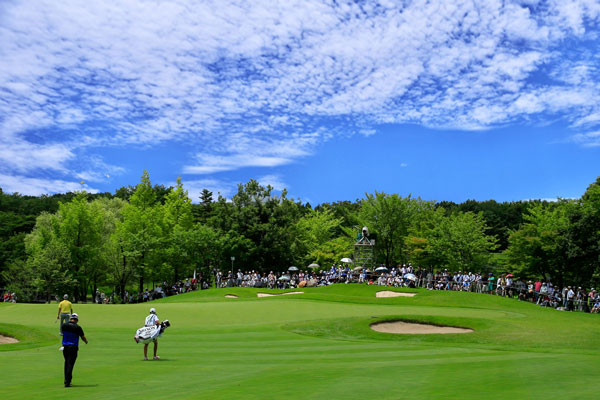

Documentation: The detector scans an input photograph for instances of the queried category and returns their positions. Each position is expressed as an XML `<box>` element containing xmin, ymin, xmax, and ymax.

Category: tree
<box><xmin>56</xmin><ymin>192</ymin><xmax>104</xmax><ymax>302</ymax></box>
<box><xmin>194</xmin><ymin>188</ymin><xmax>214</xmax><ymax>223</ymax></box>
<box><xmin>429</xmin><ymin>212</ymin><xmax>498</xmax><ymax>271</ymax></box>
<box><xmin>91</xmin><ymin>197</ymin><xmax>131</xmax><ymax>302</ymax></box>
<box><xmin>119</xmin><ymin>170</ymin><xmax>163</xmax><ymax>293</ymax></box>
<box><xmin>564</xmin><ymin>178</ymin><xmax>600</xmax><ymax>285</ymax></box>
<box><xmin>503</xmin><ymin>201</ymin><xmax>572</xmax><ymax>284</ymax></box>
<box><xmin>20</xmin><ymin>212</ymin><xmax>77</xmax><ymax>302</ymax></box>
<box><xmin>405</xmin><ymin>206</ymin><xmax>447</xmax><ymax>268</ymax></box>
<box><xmin>359</xmin><ymin>192</ymin><xmax>426</xmax><ymax>266</ymax></box>
<box><xmin>218</xmin><ymin>179</ymin><xmax>299</xmax><ymax>272</ymax></box>
<box><xmin>161</xmin><ymin>177</ymin><xmax>195</xmax><ymax>282</ymax></box>
<box><xmin>293</xmin><ymin>208</ymin><xmax>350</xmax><ymax>266</ymax></box>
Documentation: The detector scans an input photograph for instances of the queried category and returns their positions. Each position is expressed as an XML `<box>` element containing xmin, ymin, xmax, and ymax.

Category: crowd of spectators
<box><xmin>9</xmin><ymin>262</ymin><xmax>598</xmax><ymax>312</ymax></box>
<box><xmin>214</xmin><ymin>263</ymin><xmax>600</xmax><ymax>314</ymax></box>
<box><xmin>91</xmin><ymin>277</ymin><xmax>211</xmax><ymax>304</ymax></box>
<box><xmin>2</xmin><ymin>291</ymin><xmax>17</xmax><ymax>303</ymax></box>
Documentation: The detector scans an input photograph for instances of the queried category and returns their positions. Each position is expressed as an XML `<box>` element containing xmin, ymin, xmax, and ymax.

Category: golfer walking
<box><xmin>61</xmin><ymin>313</ymin><xmax>88</xmax><ymax>387</ymax></box>
<box><xmin>57</xmin><ymin>294</ymin><xmax>73</xmax><ymax>335</ymax></box>
<box><xmin>143</xmin><ymin>307</ymin><xmax>160</xmax><ymax>360</ymax></box>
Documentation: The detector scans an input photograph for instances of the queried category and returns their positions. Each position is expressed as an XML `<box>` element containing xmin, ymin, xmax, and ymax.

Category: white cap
<box><xmin>70</xmin><ymin>313</ymin><xmax>78</xmax><ymax>320</ymax></box>
<box><xmin>150</xmin><ymin>307</ymin><xmax>156</xmax><ymax>314</ymax></box>
<box><xmin>64</xmin><ymin>294</ymin><xmax>68</xmax><ymax>299</ymax></box>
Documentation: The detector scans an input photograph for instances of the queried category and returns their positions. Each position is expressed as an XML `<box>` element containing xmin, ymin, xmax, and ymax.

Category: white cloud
<box><xmin>0</xmin><ymin>173</ymin><xmax>98</xmax><ymax>196</ymax></box>
<box><xmin>1</xmin><ymin>0</ymin><xmax>600</xmax><ymax>192</ymax></box>
<box><xmin>181</xmin><ymin>178</ymin><xmax>237</xmax><ymax>202</ymax></box>
<box><xmin>257</xmin><ymin>174</ymin><xmax>287</xmax><ymax>191</ymax></box>
<box><xmin>572</xmin><ymin>130</ymin><xmax>600</xmax><ymax>147</ymax></box>
<box><xmin>0</xmin><ymin>137</ymin><xmax>74</xmax><ymax>173</ymax></box>
<box><xmin>74</xmin><ymin>156</ymin><xmax>126</xmax><ymax>183</ymax></box>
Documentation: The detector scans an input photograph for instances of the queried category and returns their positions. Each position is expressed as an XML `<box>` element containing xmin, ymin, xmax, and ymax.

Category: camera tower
<box><xmin>354</xmin><ymin>226</ymin><xmax>375</xmax><ymax>270</ymax></box>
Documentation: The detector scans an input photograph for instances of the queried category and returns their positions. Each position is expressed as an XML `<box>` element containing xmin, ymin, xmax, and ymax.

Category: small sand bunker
<box><xmin>257</xmin><ymin>291</ymin><xmax>304</xmax><ymax>298</ymax></box>
<box><xmin>376</xmin><ymin>291</ymin><xmax>416</xmax><ymax>298</ymax></box>
<box><xmin>224</xmin><ymin>294</ymin><xmax>238</xmax><ymax>298</ymax></box>
<box><xmin>0</xmin><ymin>335</ymin><xmax>18</xmax><ymax>344</ymax></box>
<box><xmin>371</xmin><ymin>321</ymin><xmax>473</xmax><ymax>334</ymax></box>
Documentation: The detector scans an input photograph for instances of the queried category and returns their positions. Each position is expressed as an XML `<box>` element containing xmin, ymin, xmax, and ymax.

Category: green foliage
<box><xmin>5</xmin><ymin>175</ymin><xmax>600</xmax><ymax>301</ymax></box>
<box><xmin>215</xmin><ymin>179</ymin><xmax>300</xmax><ymax>272</ymax></box>
<box><xmin>293</xmin><ymin>208</ymin><xmax>350</xmax><ymax>266</ymax></box>
<box><xmin>119</xmin><ymin>170</ymin><xmax>163</xmax><ymax>292</ymax></box>
<box><xmin>311</xmin><ymin>236</ymin><xmax>355</xmax><ymax>267</ymax></box>
<box><xmin>428</xmin><ymin>211</ymin><xmax>498</xmax><ymax>271</ymax></box>
<box><xmin>503</xmin><ymin>201</ymin><xmax>572</xmax><ymax>284</ymax></box>
<box><xmin>57</xmin><ymin>192</ymin><xmax>105</xmax><ymax>301</ymax></box>
<box><xmin>360</xmin><ymin>192</ymin><xmax>434</xmax><ymax>266</ymax></box>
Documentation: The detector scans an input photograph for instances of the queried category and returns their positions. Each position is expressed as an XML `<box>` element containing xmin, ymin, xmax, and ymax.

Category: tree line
<box><xmin>1</xmin><ymin>172</ymin><xmax>599</xmax><ymax>302</ymax></box>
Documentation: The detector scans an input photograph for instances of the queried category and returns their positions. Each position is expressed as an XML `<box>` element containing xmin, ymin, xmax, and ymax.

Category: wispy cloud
<box><xmin>257</xmin><ymin>174</ymin><xmax>287</xmax><ymax>192</ymax></box>
<box><xmin>2</xmin><ymin>1</ymin><xmax>600</xmax><ymax>194</ymax></box>
<box><xmin>181</xmin><ymin>178</ymin><xmax>237</xmax><ymax>202</ymax></box>
<box><xmin>572</xmin><ymin>130</ymin><xmax>600</xmax><ymax>147</ymax></box>
<box><xmin>0</xmin><ymin>173</ymin><xmax>98</xmax><ymax>196</ymax></box>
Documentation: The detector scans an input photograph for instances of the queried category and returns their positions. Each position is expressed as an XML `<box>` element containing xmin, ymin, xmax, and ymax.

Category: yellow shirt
<box><xmin>58</xmin><ymin>300</ymin><xmax>73</xmax><ymax>314</ymax></box>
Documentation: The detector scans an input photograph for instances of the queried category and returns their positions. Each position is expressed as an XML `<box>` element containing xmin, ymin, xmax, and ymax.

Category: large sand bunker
<box><xmin>257</xmin><ymin>291</ymin><xmax>304</xmax><ymax>298</ymax></box>
<box><xmin>224</xmin><ymin>294</ymin><xmax>238</xmax><ymax>298</ymax></box>
<box><xmin>371</xmin><ymin>321</ymin><xmax>473</xmax><ymax>334</ymax></box>
<box><xmin>376</xmin><ymin>291</ymin><xmax>416</xmax><ymax>298</ymax></box>
<box><xmin>0</xmin><ymin>335</ymin><xmax>18</xmax><ymax>344</ymax></box>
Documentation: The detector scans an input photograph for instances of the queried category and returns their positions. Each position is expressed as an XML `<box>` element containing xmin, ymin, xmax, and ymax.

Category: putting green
<box><xmin>1</xmin><ymin>285</ymin><xmax>599</xmax><ymax>399</ymax></box>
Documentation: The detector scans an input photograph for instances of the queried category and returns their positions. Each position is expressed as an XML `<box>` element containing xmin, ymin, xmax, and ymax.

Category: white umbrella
<box><xmin>278</xmin><ymin>275</ymin><xmax>291</xmax><ymax>281</ymax></box>
<box><xmin>308</xmin><ymin>263</ymin><xmax>320</xmax><ymax>269</ymax></box>
<box><xmin>340</xmin><ymin>258</ymin><xmax>353</xmax><ymax>263</ymax></box>
<box><xmin>404</xmin><ymin>273</ymin><xmax>417</xmax><ymax>281</ymax></box>
<box><xmin>353</xmin><ymin>266</ymin><xmax>365</xmax><ymax>271</ymax></box>
<box><xmin>288</xmin><ymin>266</ymin><xmax>299</xmax><ymax>271</ymax></box>
<box><xmin>375</xmin><ymin>266</ymin><xmax>389</xmax><ymax>273</ymax></box>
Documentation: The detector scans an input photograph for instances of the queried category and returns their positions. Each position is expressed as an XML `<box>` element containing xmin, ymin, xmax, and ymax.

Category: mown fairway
<box><xmin>1</xmin><ymin>285</ymin><xmax>600</xmax><ymax>399</ymax></box>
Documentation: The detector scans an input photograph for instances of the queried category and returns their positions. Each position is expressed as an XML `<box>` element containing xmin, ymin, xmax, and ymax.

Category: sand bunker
<box><xmin>371</xmin><ymin>321</ymin><xmax>473</xmax><ymax>334</ymax></box>
<box><xmin>376</xmin><ymin>291</ymin><xmax>417</xmax><ymax>298</ymax></box>
<box><xmin>224</xmin><ymin>294</ymin><xmax>238</xmax><ymax>298</ymax></box>
<box><xmin>257</xmin><ymin>291</ymin><xmax>304</xmax><ymax>298</ymax></box>
<box><xmin>0</xmin><ymin>335</ymin><xmax>18</xmax><ymax>344</ymax></box>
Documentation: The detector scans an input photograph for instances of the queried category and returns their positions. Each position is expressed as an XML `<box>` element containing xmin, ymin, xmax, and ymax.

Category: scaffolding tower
<box><xmin>353</xmin><ymin>226</ymin><xmax>375</xmax><ymax>271</ymax></box>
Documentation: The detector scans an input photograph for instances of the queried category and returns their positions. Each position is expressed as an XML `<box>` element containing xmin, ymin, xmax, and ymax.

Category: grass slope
<box><xmin>1</xmin><ymin>285</ymin><xmax>599</xmax><ymax>399</ymax></box>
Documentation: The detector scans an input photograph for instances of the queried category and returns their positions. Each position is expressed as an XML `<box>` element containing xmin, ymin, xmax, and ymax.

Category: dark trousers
<box><xmin>63</xmin><ymin>345</ymin><xmax>78</xmax><ymax>385</ymax></box>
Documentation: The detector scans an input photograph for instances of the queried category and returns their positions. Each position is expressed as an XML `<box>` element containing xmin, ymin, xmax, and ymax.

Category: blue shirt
<box><xmin>61</xmin><ymin>322</ymin><xmax>84</xmax><ymax>346</ymax></box>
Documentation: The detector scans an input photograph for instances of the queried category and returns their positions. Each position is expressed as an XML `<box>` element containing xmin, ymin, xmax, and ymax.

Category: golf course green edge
<box><xmin>0</xmin><ymin>322</ymin><xmax>56</xmax><ymax>352</ymax></box>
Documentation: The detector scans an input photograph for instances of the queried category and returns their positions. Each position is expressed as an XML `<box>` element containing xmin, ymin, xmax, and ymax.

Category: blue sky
<box><xmin>1</xmin><ymin>0</ymin><xmax>599</xmax><ymax>204</ymax></box>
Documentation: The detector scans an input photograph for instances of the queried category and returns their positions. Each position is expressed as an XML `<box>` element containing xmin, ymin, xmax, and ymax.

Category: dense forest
<box><xmin>1</xmin><ymin>171</ymin><xmax>599</xmax><ymax>302</ymax></box>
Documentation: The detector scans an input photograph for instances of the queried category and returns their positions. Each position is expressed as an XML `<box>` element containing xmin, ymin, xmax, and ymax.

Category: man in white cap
<box><xmin>143</xmin><ymin>307</ymin><xmax>160</xmax><ymax>360</ymax></box>
<box><xmin>57</xmin><ymin>294</ymin><xmax>73</xmax><ymax>335</ymax></box>
<box><xmin>61</xmin><ymin>313</ymin><xmax>88</xmax><ymax>387</ymax></box>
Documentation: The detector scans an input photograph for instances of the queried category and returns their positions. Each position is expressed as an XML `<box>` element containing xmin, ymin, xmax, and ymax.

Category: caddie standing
<box><xmin>143</xmin><ymin>307</ymin><xmax>160</xmax><ymax>360</ymax></box>
<box><xmin>57</xmin><ymin>294</ymin><xmax>73</xmax><ymax>335</ymax></box>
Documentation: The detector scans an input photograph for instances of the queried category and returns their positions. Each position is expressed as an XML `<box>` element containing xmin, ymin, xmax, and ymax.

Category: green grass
<box><xmin>1</xmin><ymin>285</ymin><xmax>599</xmax><ymax>399</ymax></box>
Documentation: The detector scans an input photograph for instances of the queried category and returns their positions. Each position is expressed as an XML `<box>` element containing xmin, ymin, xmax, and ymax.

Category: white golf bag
<box><xmin>135</xmin><ymin>320</ymin><xmax>170</xmax><ymax>344</ymax></box>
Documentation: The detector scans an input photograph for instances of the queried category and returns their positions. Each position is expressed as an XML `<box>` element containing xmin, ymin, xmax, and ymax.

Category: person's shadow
<box><xmin>70</xmin><ymin>384</ymin><xmax>99</xmax><ymax>388</ymax></box>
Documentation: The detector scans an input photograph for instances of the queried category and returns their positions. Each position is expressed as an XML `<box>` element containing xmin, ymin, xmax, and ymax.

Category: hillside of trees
<box><xmin>1</xmin><ymin>171</ymin><xmax>599</xmax><ymax>302</ymax></box>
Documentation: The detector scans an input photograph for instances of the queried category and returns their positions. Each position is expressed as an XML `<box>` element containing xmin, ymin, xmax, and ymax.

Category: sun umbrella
<box><xmin>308</xmin><ymin>263</ymin><xmax>320</xmax><ymax>269</ymax></box>
<box><xmin>506</xmin><ymin>273</ymin><xmax>514</xmax><ymax>278</ymax></box>
<box><xmin>404</xmin><ymin>273</ymin><xmax>417</xmax><ymax>281</ymax></box>
<box><xmin>353</xmin><ymin>266</ymin><xmax>365</xmax><ymax>271</ymax></box>
<box><xmin>375</xmin><ymin>266</ymin><xmax>388</xmax><ymax>273</ymax></box>
<box><xmin>340</xmin><ymin>257</ymin><xmax>353</xmax><ymax>263</ymax></box>
<box><xmin>278</xmin><ymin>275</ymin><xmax>290</xmax><ymax>281</ymax></box>
<box><xmin>288</xmin><ymin>266</ymin><xmax>299</xmax><ymax>271</ymax></box>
